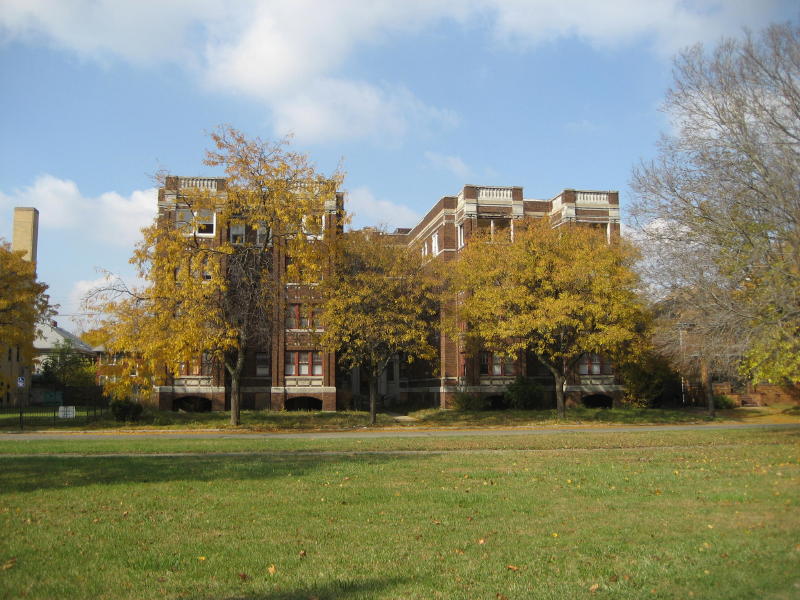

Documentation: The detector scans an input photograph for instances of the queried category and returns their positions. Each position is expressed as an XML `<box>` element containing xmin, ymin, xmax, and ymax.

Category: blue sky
<box><xmin>0</xmin><ymin>0</ymin><xmax>795</xmax><ymax>332</ymax></box>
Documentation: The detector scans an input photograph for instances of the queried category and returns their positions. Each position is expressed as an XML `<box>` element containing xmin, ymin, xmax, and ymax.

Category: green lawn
<box><xmin>1</xmin><ymin>428</ymin><xmax>798</xmax><ymax>599</ymax></box>
<box><xmin>2</xmin><ymin>403</ymin><xmax>798</xmax><ymax>432</ymax></box>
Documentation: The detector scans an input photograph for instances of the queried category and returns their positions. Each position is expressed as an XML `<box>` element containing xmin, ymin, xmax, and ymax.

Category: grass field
<box><xmin>1</xmin><ymin>428</ymin><xmax>798</xmax><ymax>599</ymax></box>
<box><xmin>2</xmin><ymin>403</ymin><xmax>798</xmax><ymax>432</ymax></box>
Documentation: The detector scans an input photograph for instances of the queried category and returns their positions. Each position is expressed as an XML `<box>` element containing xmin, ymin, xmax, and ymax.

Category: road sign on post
<box><xmin>17</xmin><ymin>377</ymin><xmax>25</xmax><ymax>388</ymax></box>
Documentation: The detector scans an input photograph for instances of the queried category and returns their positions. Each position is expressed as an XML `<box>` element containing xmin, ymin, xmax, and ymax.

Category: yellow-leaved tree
<box><xmin>0</xmin><ymin>241</ymin><xmax>53</xmax><ymax>388</ymax></box>
<box><xmin>450</xmin><ymin>218</ymin><xmax>647</xmax><ymax>418</ymax></box>
<box><xmin>89</xmin><ymin>127</ymin><xmax>341</xmax><ymax>425</ymax></box>
<box><xmin>318</xmin><ymin>229</ymin><xmax>441</xmax><ymax>425</ymax></box>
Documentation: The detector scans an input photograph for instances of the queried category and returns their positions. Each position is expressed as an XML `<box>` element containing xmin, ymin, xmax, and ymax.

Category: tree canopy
<box><xmin>450</xmin><ymin>219</ymin><xmax>647</xmax><ymax>418</ymax></box>
<box><xmin>0</xmin><ymin>241</ymin><xmax>53</xmax><ymax>387</ymax></box>
<box><xmin>88</xmin><ymin>127</ymin><xmax>341</xmax><ymax>424</ymax></box>
<box><xmin>631</xmin><ymin>22</ymin><xmax>800</xmax><ymax>384</ymax></box>
<box><xmin>39</xmin><ymin>339</ymin><xmax>96</xmax><ymax>388</ymax></box>
<box><xmin>317</xmin><ymin>228</ymin><xmax>440</xmax><ymax>424</ymax></box>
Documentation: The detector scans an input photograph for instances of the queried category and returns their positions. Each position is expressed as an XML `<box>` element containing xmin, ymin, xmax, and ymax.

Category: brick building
<box><xmin>152</xmin><ymin>179</ymin><xmax>623</xmax><ymax>411</ymax></box>
<box><xmin>1</xmin><ymin>207</ymin><xmax>39</xmax><ymax>406</ymax></box>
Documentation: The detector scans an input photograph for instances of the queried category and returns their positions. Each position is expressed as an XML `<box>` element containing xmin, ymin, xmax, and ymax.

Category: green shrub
<box><xmin>504</xmin><ymin>376</ymin><xmax>549</xmax><ymax>410</ymax></box>
<box><xmin>110</xmin><ymin>399</ymin><xmax>144</xmax><ymax>422</ymax></box>
<box><xmin>452</xmin><ymin>390</ymin><xmax>489</xmax><ymax>411</ymax></box>
<box><xmin>714</xmin><ymin>394</ymin><xmax>737</xmax><ymax>409</ymax></box>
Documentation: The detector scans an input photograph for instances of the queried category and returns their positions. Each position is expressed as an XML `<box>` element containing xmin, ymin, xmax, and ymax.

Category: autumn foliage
<box><xmin>0</xmin><ymin>241</ymin><xmax>52</xmax><ymax>388</ymax></box>
<box><xmin>450</xmin><ymin>219</ymin><xmax>648</xmax><ymax>417</ymax></box>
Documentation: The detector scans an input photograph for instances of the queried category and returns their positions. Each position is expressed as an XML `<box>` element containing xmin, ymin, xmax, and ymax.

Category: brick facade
<box><xmin>154</xmin><ymin>180</ymin><xmax>624</xmax><ymax>411</ymax></box>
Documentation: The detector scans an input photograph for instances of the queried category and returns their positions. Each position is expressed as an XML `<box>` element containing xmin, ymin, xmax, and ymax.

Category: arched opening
<box><xmin>284</xmin><ymin>396</ymin><xmax>323</xmax><ymax>411</ymax></box>
<box><xmin>486</xmin><ymin>395</ymin><xmax>508</xmax><ymax>410</ymax></box>
<box><xmin>172</xmin><ymin>396</ymin><xmax>212</xmax><ymax>412</ymax></box>
<box><xmin>582</xmin><ymin>394</ymin><xmax>613</xmax><ymax>409</ymax></box>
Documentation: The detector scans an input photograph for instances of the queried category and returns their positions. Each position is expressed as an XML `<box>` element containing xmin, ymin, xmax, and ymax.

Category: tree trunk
<box><xmin>700</xmin><ymin>357</ymin><xmax>715</xmax><ymax>419</ymax></box>
<box><xmin>229</xmin><ymin>349</ymin><xmax>246</xmax><ymax>426</ymax></box>
<box><xmin>554</xmin><ymin>372</ymin><xmax>566</xmax><ymax>419</ymax></box>
<box><xmin>540</xmin><ymin>358</ymin><xmax>567</xmax><ymax>419</ymax></box>
<box><xmin>368</xmin><ymin>375</ymin><xmax>377</xmax><ymax>426</ymax></box>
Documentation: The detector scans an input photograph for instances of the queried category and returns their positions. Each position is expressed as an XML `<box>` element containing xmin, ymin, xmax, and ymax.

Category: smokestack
<box><xmin>12</xmin><ymin>207</ymin><xmax>38</xmax><ymax>265</ymax></box>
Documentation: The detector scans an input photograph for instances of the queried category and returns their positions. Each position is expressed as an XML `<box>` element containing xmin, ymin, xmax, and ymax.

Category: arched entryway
<box><xmin>284</xmin><ymin>396</ymin><xmax>323</xmax><ymax>411</ymax></box>
<box><xmin>172</xmin><ymin>396</ymin><xmax>213</xmax><ymax>412</ymax></box>
<box><xmin>582</xmin><ymin>393</ymin><xmax>613</xmax><ymax>409</ymax></box>
<box><xmin>486</xmin><ymin>395</ymin><xmax>507</xmax><ymax>410</ymax></box>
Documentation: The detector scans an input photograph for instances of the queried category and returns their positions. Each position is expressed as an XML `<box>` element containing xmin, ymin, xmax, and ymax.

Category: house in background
<box><xmin>32</xmin><ymin>321</ymin><xmax>96</xmax><ymax>374</ymax></box>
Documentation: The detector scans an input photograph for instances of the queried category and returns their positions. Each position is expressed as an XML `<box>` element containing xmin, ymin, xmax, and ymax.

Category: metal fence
<box><xmin>0</xmin><ymin>404</ymin><xmax>109</xmax><ymax>430</ymax></box>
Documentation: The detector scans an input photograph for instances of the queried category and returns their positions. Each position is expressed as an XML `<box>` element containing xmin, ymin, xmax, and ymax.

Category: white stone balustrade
<box><xmin>178</xmin><ymin>177</ymin><xmax>219</xmax><ymax>190</ymax></box>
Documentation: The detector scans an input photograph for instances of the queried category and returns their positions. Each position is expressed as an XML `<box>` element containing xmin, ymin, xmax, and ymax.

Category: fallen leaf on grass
<box><xmin>267</xmin><ymin>564</ymin><xmax>277</xmax><ymax>575</ymax></box>
<box><xmin>589</xmin><ymin>583</ymin><xmax>600</xmax><ymax>592</ymax></box>
<box><xmin>299</xmin><ymin>550</ymin><xmax>307</xmax><ymax>558</ymax></box>
<box><xmin>2</xmin><ymin>558</ymin><xmax>17</xmax><ymax>570</ymax></box>
<box><xmin>478</xmin><ymin>538</ymin><xmax>486</xmax><ymax>545</ymax></box>
<box><xmin>198</xmin><ymin>556</ymin><xmax>206</xmax><ymax>561</ymax></box>
<box><xmin>496</xmin><ymin>594</ymin><xmax>508</xmax><ymax>600</ymax></box>
<box><xmin>238</xmin><ymin>572</ymin><xmax>250</xmax><ymax>581</ymax></box>
<box><xmin>506</xmin><ymin>565</ymin><xmax>520</xmax><ymax>571</ymax></box>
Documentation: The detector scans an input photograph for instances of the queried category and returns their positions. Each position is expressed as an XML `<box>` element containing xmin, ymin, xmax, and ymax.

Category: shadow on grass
<box><xmin>206</xmin><ymin>576</ymin><xmax>406</xmax><ymax>600</ymax></box>
<box><xmin>0</xmin><ymin>452</ymin><xmax>414</xmax><ymax>494</ymax></box>
<box><xmin>410</xmin><ymin>407</ymin><xmax>712</xmax><ymax>426</ymax></box>
<box><xmin>0</xmin><ymin>410</ymin><xmax>396</xmax><ymax>432</ymax></box>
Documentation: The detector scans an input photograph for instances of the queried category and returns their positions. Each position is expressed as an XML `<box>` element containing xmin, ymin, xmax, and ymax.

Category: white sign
<box><xmin>17</xmin><ymin>377</ymin><xmax>25</xmax><ymax>388</ymax></box>
<box><xmin>58</xmin><ymin>406</ymin><xmax>76</xmax><ymax>419</ymax></box>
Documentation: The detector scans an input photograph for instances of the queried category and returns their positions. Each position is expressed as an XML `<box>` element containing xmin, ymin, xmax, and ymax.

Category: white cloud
<box><xmin>272</xmin><ymin>80</ymin><xmax>457</xmax><ymax>144</ymax></box>
<box><xmin>424</xmin><ymin>151</ymin><xmax>471</xmax><ymax>179</ymax></box>
<box><xmin>485</xmin><ymin>0</ymin><xmax>788</xmax><ymax>56</ymax></box>
<box><xmin>345</xmin><ymin>186</ymin><xmax>420</xmax><ymax>230</ymax></box>
<box><xmin>0</xmin><ymin>175</ymin><xmax>156</xmax><ymax>248</ymax></box>
<box><xmin>0</xmin><ymin>0</ymin><xmax>790</xmax><ymax>142</ymax></box>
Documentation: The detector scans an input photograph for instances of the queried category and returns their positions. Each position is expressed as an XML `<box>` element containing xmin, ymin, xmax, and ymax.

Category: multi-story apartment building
<box><xmin>375</xmin><ymin>185</ymin><xmax>623</xmax><ymax>409</ymax></box>
<box><xmin>153</xmin><ymin>179</ymin><xmax>623</xmax><ymax>412</ymax></box>
<box><xmin>153</xmin><ymin>176</ymin><xmax>343</xmax><ymax>412</ymax></box>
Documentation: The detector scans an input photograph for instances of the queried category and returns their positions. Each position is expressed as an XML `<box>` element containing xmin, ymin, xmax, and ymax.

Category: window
<box><xmin>201</xmin><ymin>352</ymin><xmax>213</xmax><ymax>376</ymax></box>
<box><xmin>285</xmin><ymin>304</ymin><xmax>300</xmax><ymax>329</ymax></box>
<box><xmin>200</xmin><ymin>257</ymin><xmax>212</xmax><ymax>281</ymax></box>
<box><xmin>479</xmin><ymin>352</ymin><xmax>490</xmax><ymax>375</ymax></box>
<box><xmin>578</xmin><ymin>354</ymin><xmax>613</xmax><ymax>376</ymax></box>
<box><xmin>229</xmin><ymin>223</ymin><xmax>245</xmax><ymax>244</ymax></box>
<box><xmin>176</xmin><ymin>207</ymin><xmax>215</xmax><ymax>236</ymax></box>
<box><xmin>285</xmin><ymin>351</ymin><xmax>322</xmax><ymax>376</ymax></box>
<box><xmin>479</xmin><ymin>351</ymin><xmax>514</xmax><ymax>376</ymax></box>
<box><xmin>421</xmin><ymin>240</ymin><xmax>428</xmax><ymax>257</ymax></box>
<box><xmin>285</xmin><ymin>304</ymin><xmax>316</xmax><ymax>329</ymax></box>
<box><xmin>256</xmin><ymin>224</ymin><xmax>271</xmax><ymax>246</ymax></box>
<box><xmin>299</xmin><ymin>307</ymin><xmax>310</xmax><ymax>329</ymax></box>
<box><xmin>285</xmin><ymin>352</ymin><xmax>296</xmax><ymax>376</ymax></box>
<box><xmin>298</xmin><ymin>351</ymin><xmax>310</xmax><ymax>375</ymax></box>
<box><xmin>457</xmin><ymin>224</ymin><xmax>465</xmax><ymax>248</ymax></box>
<box><xmin>196</xmin><ymin>210</ymin><xmax>214</xmax><ymax>235</ymax></box>
<box><xmin>255</xmin><ymin>352</ymin><xmax>270</xmax><ymax>376</ymax></box>
<box><xmin>431</xmin><ymin>232</ymin><xmax>439</xmax><ymax>255</ymax></box>
<box><xmin>312</xmin><ymin>352</ymin><xmax>323</xmax><ymax>376</ymax></box>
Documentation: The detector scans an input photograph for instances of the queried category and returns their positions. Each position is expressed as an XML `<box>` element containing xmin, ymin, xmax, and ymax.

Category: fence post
<box><xmin>19</xmin><ymin>406</ymin><xmax>23</xmax><ymax>430</ymax></box>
